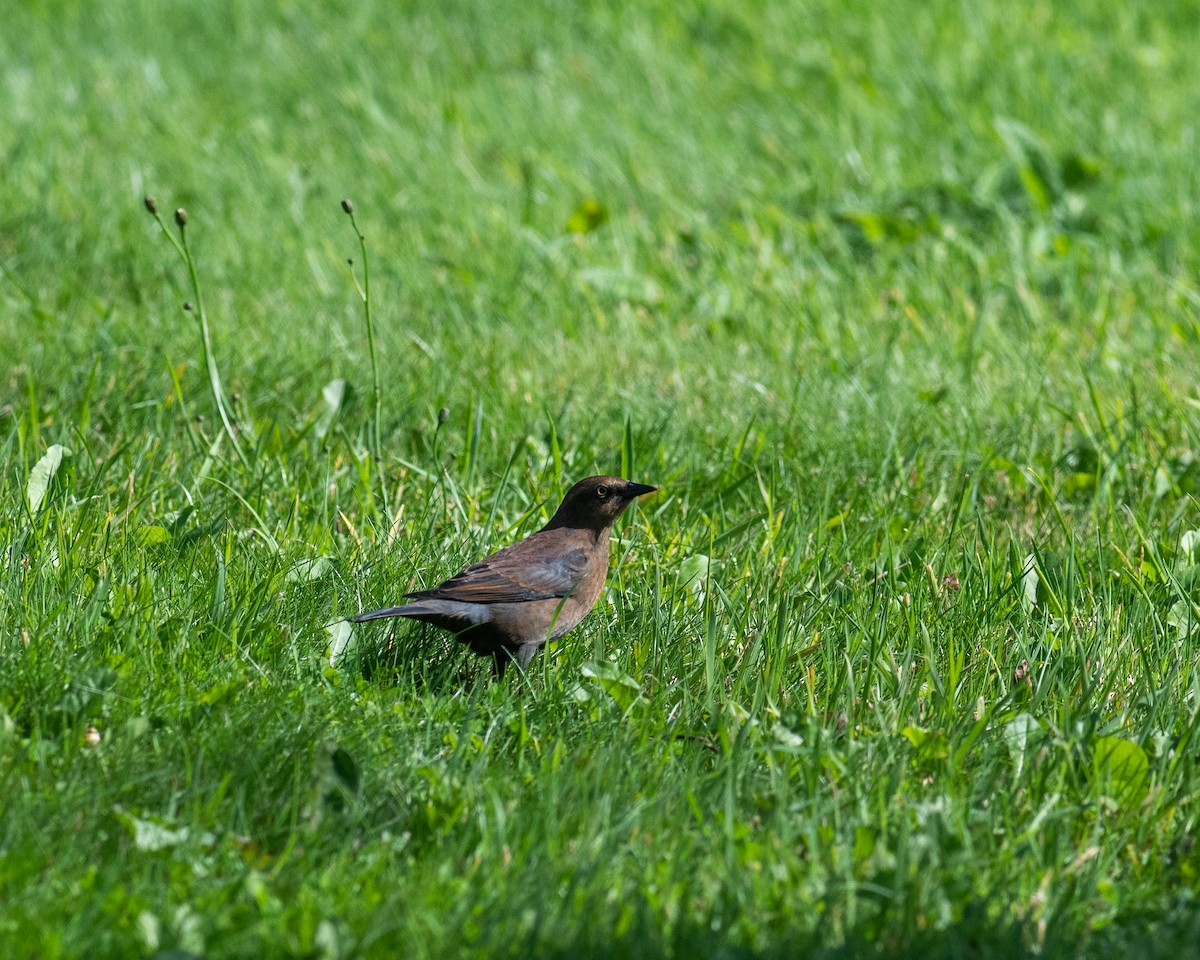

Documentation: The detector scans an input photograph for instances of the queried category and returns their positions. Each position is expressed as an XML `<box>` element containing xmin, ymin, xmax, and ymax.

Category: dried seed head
<box><xmin>143</xmin><ymin>196</ymin><xmax>158</xmax><ymax>215</ymax></box>
<box><xmin>174</xmin><ymin>208</ymin><xmax>187</xmax><ymax>227</ymax></box>
<box><xmin>438</xmin><ymin>407</ymin><xmax>450</xmax><ymax>425</ymax></box>
<box><xmin>341</xmin><ymin>198</ymin><xmax>354</xmax><ymax>214</ymax></box>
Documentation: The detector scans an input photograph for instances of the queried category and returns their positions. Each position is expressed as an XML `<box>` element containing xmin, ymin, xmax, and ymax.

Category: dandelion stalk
<box><xmin>341</xmin><ymin>198</ymin><xmax>388</xmax><ymax>519</ymax></box>
<box><xmin>143</xmin><ymin>197</ymin><xmax>247</xmax><ymax>467</ymax></box>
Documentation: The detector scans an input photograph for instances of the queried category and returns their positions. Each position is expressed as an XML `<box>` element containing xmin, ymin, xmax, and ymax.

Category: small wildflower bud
<box><xmin>174</xmin><ymin>208</ymin><xmax>187</xmax><ymax>227</ymax></box>
<box><xmin>341</xmin><ymin>198</ymin><xmax>354</xmax><ymax>214</ymax></box>
<box><xmin>144</xmin><ymin>196</ymin><xmax>158</xmax><ymax>214</ymax></box>
<box><xmin>84</xmin><ymin>727</ymin><xmax>101</xmax><ymax>746</ymax></box>
<box><xmin>438</xmin><ymin>407</ymin><xmax>450</xmax><ymax>425</ymax></box>
<box><xmin>183</xmin><ymin>301</ymin><xmax>193</xmax><ymax>312</ymax></box>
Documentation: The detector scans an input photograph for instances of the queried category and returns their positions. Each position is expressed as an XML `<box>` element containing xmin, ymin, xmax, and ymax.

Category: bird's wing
<box><xmin>405</xmin><ymin>541</ymin><xmax>589</xmax><ymax>605</ymax></box>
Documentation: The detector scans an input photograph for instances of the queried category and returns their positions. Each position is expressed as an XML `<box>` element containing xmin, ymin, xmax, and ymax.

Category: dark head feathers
<box><xmin>543</xmin><ymin>476</ymin><xmax>657</xmax><ymax>532</ymax></box>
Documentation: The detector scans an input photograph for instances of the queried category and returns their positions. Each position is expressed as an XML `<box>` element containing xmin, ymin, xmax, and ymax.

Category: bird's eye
<box><xmin>596</xmin><ymin>484</ymin><xmax>609</xmax><ymax>499</ymax></box>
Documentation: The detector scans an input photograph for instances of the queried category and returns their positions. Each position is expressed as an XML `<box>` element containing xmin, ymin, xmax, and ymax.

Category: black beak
<box><xmin>624</xmin><ymin>482</ymin><xmax>658</xmax><ymax>499</ymax></box>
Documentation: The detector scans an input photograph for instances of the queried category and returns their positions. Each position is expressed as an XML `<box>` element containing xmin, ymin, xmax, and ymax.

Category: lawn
<box><xmin>4</xmin><ymin>0</ymin><xmax>1200</xmax><ymax>956</ymax></box>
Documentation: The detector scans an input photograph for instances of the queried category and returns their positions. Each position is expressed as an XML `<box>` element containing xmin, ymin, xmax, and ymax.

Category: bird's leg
<box><xmin>492</xmin><ymin>645</ymin><xmax>537</xmax><ymax>680</ymax></box>
<box><xmin>515</xmin><ymin>643</ymin><xmax>541</xmax><ymax>672</ymax></box>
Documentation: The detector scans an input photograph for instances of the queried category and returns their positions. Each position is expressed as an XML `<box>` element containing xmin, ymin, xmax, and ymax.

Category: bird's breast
<box><xmin>550</xmin><ymin>539</ymin><xmax>609</xmax><ymax>638</ymax></box>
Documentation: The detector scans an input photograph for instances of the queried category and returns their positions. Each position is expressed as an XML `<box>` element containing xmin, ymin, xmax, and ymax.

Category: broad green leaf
<box><xmin>1003</xmin><ymin>713</ymin><xmax>1040</xmax><ymax>778</ymax></box>
<box><xmin>1017</xmin><ymin>164</ymin><xmax>1053</xmax><ymax>212</ymax></box>
<box><xmin>565</xmin><ymin>198</ymin><xmax>608</xmax><ymax>233</ymax></box>
<box><xmin>1021</xmin><ymin>554</ymin><xmax>1039</xmax><ymax>610</ymax></box>
<box><xmin>901</xmin><ymin>725</ymin><xmax>949</xmax><ymax>762</ymax></box>
<box><xmin>770</xmin><ymin>723</ymin><xmax>804</xmax><ymax>750</ymax></box>
<box><xmin>853</xmin><ymin>826</ymin><xmax>876</xmax><ymax>862</ymax></box>
<box><xmin>1167</xmin><ymin>600</ymin><xmax>1200</xmax><ymax>638</ymax></box>
<box><xmin>581</xmin><ymin>661</ymin><xmax>643</xmax><ymax>713</ymax></box>
<box><xmin>138</xmin><ymin>525</ymin><xmax>171</xmax><ymax>546</ymax></box>
<box><xmin>1154</xmin><ymin>465</ymin><xmax>1175</xmax><ymax>499</ymax></box>
<box><xmin>844</xmin><ymin>210</ymin><xmax>888</xmax><ymax>244</ymax></box>
<box><xmin>577</xmin><ymin>267</ymin><xmax>662</xmax><ymax>305</ymax></box>
<box><xmin>287</xmin><ymin>556</ymin><xmax>333</xmax><ymax>582</ymax></box>
<box><xmin>1093</xmin><ymin>736</ymin><xmax>1149</xmax><ymax>807</ymax></box>
<box><xmin>995</xmin><ymin>117</ymin><xmax>1057</xmax><ymax>211</ymax></box>
<box><xmin>136</xmin><ymin>911</ymin><xmax>161</xmax><ymax>952</ymax></box>
<box><xmin>26</xmin><ymin>444</ymin><xmax>70</xmax><ymax>513</ymax></box>
<box><xmin>677</xmin><ymin>553</ymin><xmax>713</xmax><ymax>587</ymax></box>
<box><xmin>326</xmin><ymin>619</ymin><xmax>357</xmax><ymax>667</ymax></box>
<box><xmin>116</xmin><ymin>808</ymin><xmax>214</xmax><ymax>852</ymax></box>
<box><xmin>1060</xmin><ymin>152</ymin><xmax>1102</xmax><ymax>189</ymax></box>
<box><xmin>198</xmin><ymin>678</ymin><xmax>243</xmax><ymax>707</ymax></box>
<box><xmin>568</xmin><ymin>683</ymin><xmax>591</xmax><ymax>703</ymax></box>
<box><xmin>315</xmin><ymin>378</ymin><xmax>347</xmax><ymax>439</ymax></box>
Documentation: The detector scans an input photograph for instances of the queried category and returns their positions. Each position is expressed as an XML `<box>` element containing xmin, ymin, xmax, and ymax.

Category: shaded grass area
<box><xmin>3</xmin><ymin>0</ymin><xmax>1200</xmax><ymax>957</ymax></box>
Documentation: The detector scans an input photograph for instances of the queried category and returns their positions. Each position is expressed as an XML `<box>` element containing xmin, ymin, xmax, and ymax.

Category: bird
<box><xmin>352</xmin><ymin>475</ymin><xmax>657</xmax><ymax>677</ymax></box>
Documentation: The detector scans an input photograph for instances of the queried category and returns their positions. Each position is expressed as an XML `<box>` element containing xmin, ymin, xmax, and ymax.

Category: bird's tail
<box><xmin>350</xmin><ymin>605</ymin><xmax>417</xmax><ymax>623</ymax></box>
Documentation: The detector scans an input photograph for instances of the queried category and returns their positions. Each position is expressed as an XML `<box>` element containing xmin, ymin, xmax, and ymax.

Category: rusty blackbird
<box><xmin>353</xmin><ymin>475</ymin><xmax>657</xmax><ymax>676</ymax></box>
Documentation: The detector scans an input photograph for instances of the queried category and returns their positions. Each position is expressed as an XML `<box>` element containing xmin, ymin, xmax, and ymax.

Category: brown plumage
<box><xmin>353</xmin><ymin>476</ymin><xmax>657</xmax><ymax>677</ymax></box>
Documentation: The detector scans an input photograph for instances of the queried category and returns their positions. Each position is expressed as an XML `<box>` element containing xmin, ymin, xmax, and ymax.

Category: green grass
<box><xmin>4</xmin><ymin>0</ymin><xmax>1200</xmax><ymax>956</ymax></box>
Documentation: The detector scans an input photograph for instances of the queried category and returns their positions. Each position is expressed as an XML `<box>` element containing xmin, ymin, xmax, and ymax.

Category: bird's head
<box><xmin>545</xmin><ymin>475</ymin><xmax>657</xmax><ymax>532</ymax></box>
